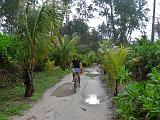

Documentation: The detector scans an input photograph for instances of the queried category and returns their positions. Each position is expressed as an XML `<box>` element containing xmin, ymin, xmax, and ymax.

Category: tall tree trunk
<box><xmin>109</xmin><ymin>2</ymin><xmax>117</xmax><ymax>42</ymax></box>
<box><xmin>24</xmin><ymin>56</ymin><xmax>35</xmax><ymax>97</ymax></box>
<box><xmin>65</xmin><ymin>5</ymin><xmax>70</xmax><ymax>24</ymax></box>
<box><xmin>151</xmin><ymin>0</ymin><xmax>156</xmax><ymax>42</ymax></box>
<box><xmin>24</xmin><ymin>68</ymin><xmax>34</xmax><ymax>97</ymax></box>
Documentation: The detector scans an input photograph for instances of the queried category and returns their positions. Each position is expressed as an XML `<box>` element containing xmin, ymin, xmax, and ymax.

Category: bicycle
<box><xmin>72</xmin><ymin>69</ymin><xmax>79</xmax><ymax>93</ymax></box>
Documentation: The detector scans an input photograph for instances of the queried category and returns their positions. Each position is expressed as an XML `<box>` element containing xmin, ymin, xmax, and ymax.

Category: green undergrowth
<box><xmin>0</xmin><ymin>68</ymin><xmax>70</xmax><ymax>120</ymax></box>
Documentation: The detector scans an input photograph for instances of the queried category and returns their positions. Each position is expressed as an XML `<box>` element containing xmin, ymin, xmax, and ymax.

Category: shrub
<box><xmin>116</xmin><ymin>66</ymin><xmax>131</xmax><ymax>85</ymax></box>
<box><xmin>0</xmin><ymin>33</ymin><xmax>15</xmax><ymax>69</ymax></box>
<box><xmin>0</xmin><ymin>34</ymin><xmax>23</xmax><ymax>87</ymax></box>
<box><xmin>126</xmin><ymin>37</ymin><xmax>160</xmax><ymax>81</ymax></box>
<box><xmin>80</xmin><ymin>51</ymin><xmax>96</xmax><ymax>67</ymax></box>
<box><xmin>50</xmin><ymin>35</ymin><xmax>77</xmax><ymax>69</ymax></box>
<box><xmin>44</xmin><ymin>59</ymin><xmax>55</xmax><ymax>71</ymax></box>
<box><xmin>114</xmin><ymin>68</ymin><xmax>160</xmax><ymax>120</ymax></box>
<box><xmin>98</xmin><ymin>41</ymin><xmax>129</xmax><ymax>95</ymax></box>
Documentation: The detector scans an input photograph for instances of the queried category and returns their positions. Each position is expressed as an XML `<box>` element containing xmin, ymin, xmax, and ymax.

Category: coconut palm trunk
<box><xmin>24</xmin><ymin>68</ymin><xmax>34</xmax><ymax>97</ymax></box>
<box><xmin>24</xmin><ymin>52</ymin><xmax>35</xmax><ymax>97</ymax></box>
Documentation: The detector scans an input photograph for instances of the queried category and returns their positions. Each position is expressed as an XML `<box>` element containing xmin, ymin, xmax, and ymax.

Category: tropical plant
<box><xmin>0</xmin><ymin>34</ymin><xmax>24</xmax><ymax>87</ymax></box>
<box><xmin>98</xmin><ymin>40</ymin><xmax>114</xmax><ymax>55</ymax></box>
<box><xmin>99</xmin><ymin>43</ymin><xmax>128</xmax><ymax>95</ymax></box>
<box><xmin>50</xmin><ymin>35</ymin><xmax>77</xmax><ymax>70</ymax></box>
<box><xmin>62</xmin><ymin>18</ymin><xmax>102</xmax><ymax>50</ymax></box>
<box><xmin>62</xmin><ymin>18</ymin><xmax>90</xmax><ymax>45</ymax></box>
<box><xmin>126</xmin><ymin>37</ymin><xmax>160</xmax><ymax>81</ymax></box>
<box><xmin>16</xmin><ymin>1</ymin><xmax>64</xmax><ymax>97</ymax></box>
<box><xmin>114</xmin><ymin>68</ymin><xmax>160</xmax><ymax>120</ymax></box>
<box><xmin>44</xmin><ymin>59</ymin><xmax>55</xmax><ymax>72</ymax></box>
<box><xmin>80</xmin><ymin>51</ymin><xmax>96</xmax><ymax>66</ymax></box>
<box><xmin>0</xmin><ymin>33</ymin><xmax>14</xmax><ymax>68</ymax></box>
<box><xmin>116</xmin><ymin>66</ymin><xmax>131</xmax><ymax>85</ymax></box>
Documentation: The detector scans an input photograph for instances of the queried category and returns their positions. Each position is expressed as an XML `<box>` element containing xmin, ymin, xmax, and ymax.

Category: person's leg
<box><xmin>72</xmin><ymin>72</ymin><xmax>75</xmax><ymax>82</ymax></box>
<box><xmin>78</xmin><ymin>72</ymin><xmax>80</xmax><ymax>87</ymax></box>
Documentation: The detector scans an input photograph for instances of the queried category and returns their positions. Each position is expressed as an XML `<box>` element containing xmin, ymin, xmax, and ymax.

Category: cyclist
<box><xmin>70</xmin><ymin>55</ymin><xmax>83</xmax><ymax>87</ymax></box>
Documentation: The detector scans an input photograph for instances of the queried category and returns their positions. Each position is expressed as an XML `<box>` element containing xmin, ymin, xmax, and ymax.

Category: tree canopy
<box><xmin>93</xmin><ymin>0</ymin><xmax>149</xmax><ymax>43</ymax></box>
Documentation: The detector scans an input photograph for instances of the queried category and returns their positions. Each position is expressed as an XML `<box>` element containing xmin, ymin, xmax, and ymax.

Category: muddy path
<box><xmin>11</xmin><ymin>66</ymin><xmax>115</xmax><ymax>120</ymax></box>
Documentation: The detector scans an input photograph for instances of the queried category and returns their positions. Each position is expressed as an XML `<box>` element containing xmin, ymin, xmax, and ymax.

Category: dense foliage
<box><xmin>98</xmin><ymin>40</ymin><xmax>129</xmax><ymax>95</ymax></box>
<box><xmin>79</xmin><ymin>51</ymin><xmax>96</xmax><ymax>67</ymax></box>
<box><xmin>126</xmin><ymin>37</ymin><xmax>160</xmax><ymax>81</ymax></box>
<box><xmin>113</xmin><ymin>37</ymin><xmax>160</xmax><ymax>119</ymax></box>
<box><xmin>62</xmin><ymin>18</ymin><xmax>101</xmax><ymax>50</ymax></box>
<box><xmin>114</xmin><ymin>68</ymin><xmax>160</xmax><ymax>120</ymax></box>
<box><xmin>93</xmin><ymin>0</ymin><xmax>149</xmax><ymax>43</ymax></box>
<box><xmin>50</xmin><ymin>35</ymin><xmax>77</xmax><ymax>69</ymax></box>
<box><xmin>0</xmin><ymin>33</ymin><xmax>14</xmax><ymax>68</ymax></box>
<box><xmin>0</xmin><ymin>34</ymin><xmax>23</xmax><ymax>87</ymax></box>
<box><xmin>97</xmin><ymin>37</ymin><xmax>160</xmax><ymax>119</ymax></box>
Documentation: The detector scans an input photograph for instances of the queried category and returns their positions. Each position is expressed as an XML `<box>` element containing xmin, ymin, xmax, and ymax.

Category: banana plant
<box><xmin>17</xmin><ymin>1</ymin><xmax>64</xmax><ymax>97</ymax></box>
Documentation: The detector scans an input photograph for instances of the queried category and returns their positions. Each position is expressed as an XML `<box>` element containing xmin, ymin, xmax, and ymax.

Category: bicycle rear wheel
<box><xmin>73</xmin><ymin>73</ymin><xmax>78</xmax><ymax>93</ymax></box>
<box><xmin>73</xmin><ymin>79</ymin><xmax>76</xmax><ymax>93</ymax></box>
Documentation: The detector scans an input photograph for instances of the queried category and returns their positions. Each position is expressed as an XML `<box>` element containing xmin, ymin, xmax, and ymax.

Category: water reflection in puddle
<box><xmin>85</xmin><ymin>94</ymin><xmax>100</xmax><ymax>105</ymax></box>
<box><xmin>90</xmin><ymin>71</ymin><xmax>100</xmax><ymax>75</ymax></box>
<box><xmin>84</xmin><ymin>70</ymin><xmax>101</xmax><ymax>78</ymax></box>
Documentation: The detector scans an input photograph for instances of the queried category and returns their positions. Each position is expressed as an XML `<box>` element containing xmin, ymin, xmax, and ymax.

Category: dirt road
<box><xmin>11</xmin><ymin>66</ymin><xmax>115</xmax><ymax>120</ymax></box>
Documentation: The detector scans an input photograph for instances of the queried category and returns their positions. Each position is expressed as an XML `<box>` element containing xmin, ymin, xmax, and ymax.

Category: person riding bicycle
<box><xmin>70</xmin><ymin>55</ymin><xmax>83</xmax><ymax>87</ymax></box>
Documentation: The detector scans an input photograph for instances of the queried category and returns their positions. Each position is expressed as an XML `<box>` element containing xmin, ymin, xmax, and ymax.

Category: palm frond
<box><xmin>17</xmin><ymin>0</ymin><xmax>65</xmax><ymax>66</ymax></box>
<box><xmin>103</xmin><ymin>46</ymin><xmax>127</xmax><ymax>90</ymax></box>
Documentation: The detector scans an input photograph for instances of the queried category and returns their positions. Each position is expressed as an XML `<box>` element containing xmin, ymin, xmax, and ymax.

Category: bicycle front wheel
<box><xmin>73</xmin><ymin>79</ymin><xmax>76</xmax><ymax>93</ymax></box>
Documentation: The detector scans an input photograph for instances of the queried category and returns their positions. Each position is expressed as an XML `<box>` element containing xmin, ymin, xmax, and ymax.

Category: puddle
<box><xmin>84</xmin><ymin>69</ymin><xmax>101</xmax><ymax>78</ymax></box>
<box><xmin>85</xmin><ymin>73</ymin><xmax>98</xmax><ymax>78</ymax></box>
<box><xmin>85</xmin><ymin>94</ymin><xmax>100</xmax><ymax>105</ymax></box>
<box><xmin>90</xmin><ymin>71</ymin><xmax>100</xmax><ymax>75</ymax></box>
<box><xmin>52</xmin><ymin>82</ymin><xmax>74</xmax><ymax>97</ymax></box>
<box><xmin>81</xmin><ymin>80</ymin><xmax>105</xmax><ymax>105</ymax></box>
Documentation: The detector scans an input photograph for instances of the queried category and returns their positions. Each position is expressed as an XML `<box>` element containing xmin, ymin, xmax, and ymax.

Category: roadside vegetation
<box><xmin>113</xmin><ymin>38</ymin><xmax>160</xmax><ymax>119</ymax></box>
<box><xmin>0</xmin><ymin>68</ymin><xmax>70</xmax><ymax>120</ymax></box>
<box><xmin>99</xmin><ymin>37</ymin><xmax>160</xmax><ymax>119</ymax></box>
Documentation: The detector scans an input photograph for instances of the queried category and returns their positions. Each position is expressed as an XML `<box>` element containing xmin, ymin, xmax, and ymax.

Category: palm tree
<box><xmin>52</xmin><ymin>35</ymin><xmax>77</xmax><ymax>70</ymax></box>
<box><xmin>17</xmin><ymin>1</ymin><xmax>64</xmax><ymax>97</ymax></box>
<box><xmin>99</xmin><ymin>42</ymin><xmax>127</xmax><ymax>95</ymax></box>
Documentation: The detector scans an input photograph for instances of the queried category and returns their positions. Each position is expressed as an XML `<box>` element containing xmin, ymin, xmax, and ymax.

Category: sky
<box><xmin>87</xmin><ymin>0</ymin><xmax>160</xmax><ymax>39</ymax></box>
<box><xmin>145</xmin><ymin>0</ymin><xmax>160</xmax><ymax>39</ymax></box>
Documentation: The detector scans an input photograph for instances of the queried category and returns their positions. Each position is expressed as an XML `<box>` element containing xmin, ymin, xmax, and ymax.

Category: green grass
<box><xmin>0</xmin><ymin>68</ymin><xmax>70</xmax><ymax>120</ymax></box>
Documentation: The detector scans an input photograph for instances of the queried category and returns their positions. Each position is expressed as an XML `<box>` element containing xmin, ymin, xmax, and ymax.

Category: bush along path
<box><xmin>11</xmin><ymin>66</ymin><xmax>116</xmax><ymax>120</ymax></box>
<box><xmin>0</xmin><ymin>68</ymin><xmax>70</xmax><ymax>120</ymax></box>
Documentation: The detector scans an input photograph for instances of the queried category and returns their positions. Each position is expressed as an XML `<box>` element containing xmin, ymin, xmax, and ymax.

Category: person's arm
<box><xmin>70</xmin><ymin>62</ymin><xmax>73</xmax><ymax>69</ymax></box>
<box><xmin>80</xmin><ymin>62</ymin><xmax>83</xmax><ymax>73</ymax></box>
